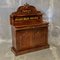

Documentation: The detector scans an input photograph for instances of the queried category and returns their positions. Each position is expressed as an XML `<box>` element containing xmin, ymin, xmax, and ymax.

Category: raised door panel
<box><xmin>16</xmin><ymin>29</ymin><xmax>33</xmax><ymax>51</ymax></box>
<box><xmin>32</xmin><ymin>27</ymin><xmax>48</xmax><ymax>48</ymax></box>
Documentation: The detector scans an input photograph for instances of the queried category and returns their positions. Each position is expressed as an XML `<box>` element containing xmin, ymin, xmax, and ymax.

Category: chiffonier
<box><xmin>10</xmin><ymin>3</ymin><xmax>49</xmax><ymax>56</ymax></box>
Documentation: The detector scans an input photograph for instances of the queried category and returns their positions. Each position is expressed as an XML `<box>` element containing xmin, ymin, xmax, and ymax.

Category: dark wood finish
<box><xmin>10</xmin><ymin>3</ymin><xmax>49</xmax><ymax>56</ymax></box>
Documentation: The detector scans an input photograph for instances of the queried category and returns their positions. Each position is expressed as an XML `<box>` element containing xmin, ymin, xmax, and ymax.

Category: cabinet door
<box><xmin>16</xmin><ymin>29</ymin><xmax>33</xmax><ymax>51</ymax></box>
<box><xmin>32</xmin><ymin>27</ymin><xmax>48</xmax><ymax>48</ymax></box>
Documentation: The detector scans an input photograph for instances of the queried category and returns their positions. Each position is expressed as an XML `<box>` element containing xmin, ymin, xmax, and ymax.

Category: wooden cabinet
<box><xmin>10</xmin><ymin>3</ymin><xmax>49</xmax><ymax>56</ymax></box>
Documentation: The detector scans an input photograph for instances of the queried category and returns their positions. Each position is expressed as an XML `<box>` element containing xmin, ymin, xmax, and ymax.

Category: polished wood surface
<box><xmin>10</xmin><ymin>4</ymin><xmax>49</xmax><ymax>56</ymax></box>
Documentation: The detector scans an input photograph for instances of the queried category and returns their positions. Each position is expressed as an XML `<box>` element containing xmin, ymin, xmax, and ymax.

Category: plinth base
<box><xmin>11</xmin><ymin>44</ymin><xmax>49</xmax><ymax>56</ymax></box>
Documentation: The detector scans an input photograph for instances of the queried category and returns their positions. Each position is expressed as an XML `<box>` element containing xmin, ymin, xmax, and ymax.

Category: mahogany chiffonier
<box><xmin>10</xmin><ymin>3</ymin><xmax>49</xmax><ymax>56</ymax></box>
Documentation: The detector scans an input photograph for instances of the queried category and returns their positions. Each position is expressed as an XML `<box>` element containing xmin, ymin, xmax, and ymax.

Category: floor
<box><xmin>0</xmin><ymin>39</ymin><xmax>60</xmax><ymax>60</ymax></box>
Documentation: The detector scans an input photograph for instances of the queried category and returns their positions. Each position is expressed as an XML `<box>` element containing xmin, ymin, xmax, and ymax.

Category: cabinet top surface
<box><xmin>13</xmin><ymin>21</ymin><xmax>49</xmax><ymax>28</ymax></box>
